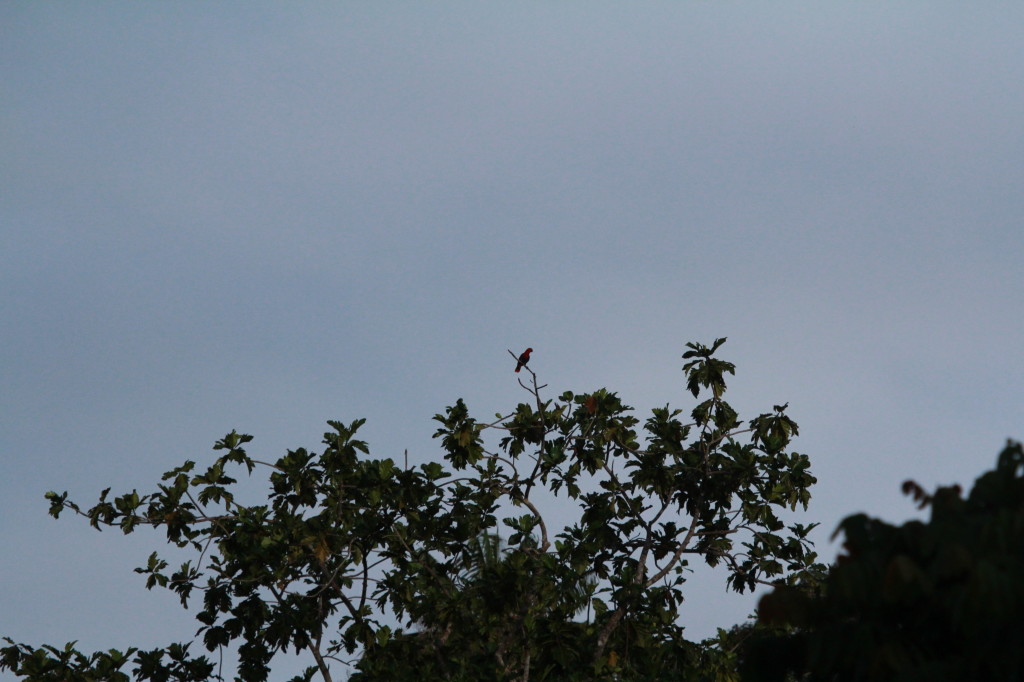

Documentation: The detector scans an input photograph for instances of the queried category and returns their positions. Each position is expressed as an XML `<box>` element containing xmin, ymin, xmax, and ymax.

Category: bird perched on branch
<box><xmin>514</xmin><ymin>347</ymin><xmax>533</xmax><ymax>372</ymax></box>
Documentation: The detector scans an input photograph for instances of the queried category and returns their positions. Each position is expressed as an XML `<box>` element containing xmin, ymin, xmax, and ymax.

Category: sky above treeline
<box><xmin>3</xmin><ymin>3</ymin><xmax>1023</xmax><ymax>677</ymax></box>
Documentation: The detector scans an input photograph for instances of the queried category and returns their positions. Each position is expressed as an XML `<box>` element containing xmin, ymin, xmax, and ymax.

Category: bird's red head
<box><xmin>524</xmin><ymin>347</ymin><xmax>533</xmax><ymax>354</ymax></box>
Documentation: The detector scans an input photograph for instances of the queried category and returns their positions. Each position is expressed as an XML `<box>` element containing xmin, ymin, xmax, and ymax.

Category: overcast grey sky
<box><xmin>3</xmin><ymin>2</ymin><xmax>1024</xmax><ymax>678</ymax></box>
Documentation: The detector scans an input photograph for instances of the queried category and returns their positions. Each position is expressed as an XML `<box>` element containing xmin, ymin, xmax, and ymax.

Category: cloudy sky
<box><xmin>3</xmin><ymin>2</ymin><xmax>1023</xmax><ymax>677</ymax></box>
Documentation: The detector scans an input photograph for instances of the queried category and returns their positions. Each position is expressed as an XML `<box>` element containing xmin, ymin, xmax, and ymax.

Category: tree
<box><xmin>2</xmin><ymin>339</ymin><xmax>822</xmax><ymax>681</ymax></box>
<box><xmin>745</xmin><ymin>441</ymin><xmax>1024</xmax><ymax>681</ymax></box>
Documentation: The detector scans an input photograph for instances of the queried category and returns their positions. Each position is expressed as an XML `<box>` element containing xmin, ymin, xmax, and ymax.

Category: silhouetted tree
<box><xmin>3</xmin><ymin>340</ymin><xmax>822</xmax><ymax>681</ymax></box>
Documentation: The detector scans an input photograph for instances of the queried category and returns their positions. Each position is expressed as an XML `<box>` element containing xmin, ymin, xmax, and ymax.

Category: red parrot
<box><xmin>514</xmin><ymin>347</ymin><xmax>533</xmax><ymax>372</ymax></box>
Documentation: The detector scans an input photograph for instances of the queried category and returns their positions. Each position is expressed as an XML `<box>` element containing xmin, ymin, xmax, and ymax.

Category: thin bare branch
<box><xmin>645</xmin><ymin>507</ymin><xmax>702</xmax><ymax>588</ymax></box>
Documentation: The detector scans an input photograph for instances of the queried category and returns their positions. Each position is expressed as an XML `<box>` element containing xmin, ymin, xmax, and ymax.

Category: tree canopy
<box><xmin>745</xmin><ymin>440</ymin><xmax>1024</xmax><ymax>681</ymax></box>
<box><xmin>3</xmin><ymin>340</ymin><xmax>824</xmax><ymax>681</ymax></box>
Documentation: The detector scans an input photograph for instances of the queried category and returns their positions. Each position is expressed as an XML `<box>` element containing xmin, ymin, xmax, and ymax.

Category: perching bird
<box><xmin>514</xmin><ymin>347</ymin><xmax>533</xmax><ymax>372</ymax></box>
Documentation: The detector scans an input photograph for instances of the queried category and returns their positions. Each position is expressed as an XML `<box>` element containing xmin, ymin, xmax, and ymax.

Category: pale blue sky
<box><xmin>3</xmin><ymin>3</ymin><xmax>1024</xmax><ymax>678</ymax></box>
